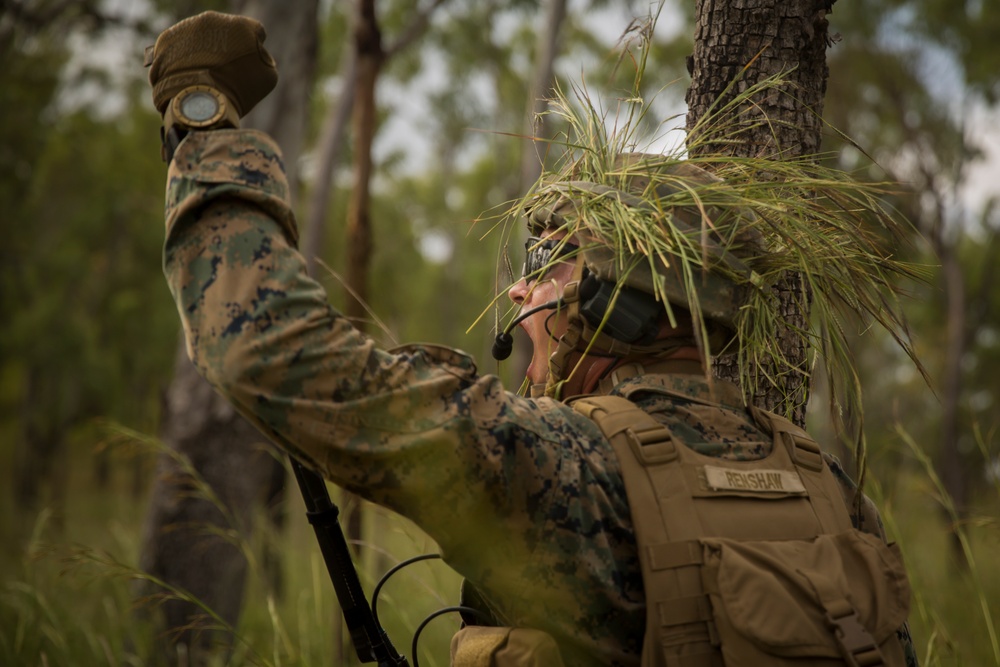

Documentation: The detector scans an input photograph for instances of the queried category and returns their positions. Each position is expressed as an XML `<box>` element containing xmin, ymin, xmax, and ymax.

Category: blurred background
<box><xmin>1</xmin><ymin>0</ymin><xmax>998</xmax><ymax>665</ymax></box>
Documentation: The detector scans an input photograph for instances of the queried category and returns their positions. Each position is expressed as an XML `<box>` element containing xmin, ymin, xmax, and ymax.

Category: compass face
<box><xmin>180</xmin><ymin>91</ymin><xmax>220</xmax><ymax>123</ymax></box>
<box><xmin>172</xmin><ymin>86</ymin><xmax>226</xmax><ymax>128</ymax></box>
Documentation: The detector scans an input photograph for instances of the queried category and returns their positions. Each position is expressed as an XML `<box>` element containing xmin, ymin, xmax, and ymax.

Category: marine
<box><xmin>144</xmin><ymin>11</ymin><xmax>919</xmax><ymax>667</ymax></box>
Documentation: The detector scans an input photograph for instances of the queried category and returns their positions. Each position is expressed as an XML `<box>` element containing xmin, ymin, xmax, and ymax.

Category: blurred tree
<box><xmin>345</xmin><ymin>0</ymin><xmax>381</xmax><ymax>336</ymax></box>
<box><xmin>1</xmin><ymin>6</ymin><xmax>176</xmax><ymax>526</ymax></box>
<box><xmin>520</xmin><ymin>0</ymin><xmax>567</xmax><ymax>189</ymax></box>
<box><xmin>822</xmin><ymin>0</ymin><xmax>1000</xmax><ymax>557</ymax></box>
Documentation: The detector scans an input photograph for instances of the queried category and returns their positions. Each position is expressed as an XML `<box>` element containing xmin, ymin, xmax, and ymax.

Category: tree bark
<box><xmin>686</xmin><ymin>0</ymin><xmax>836</xmax><ymax>424</ymax></box>
<box><xmin>136</xmin><ymin>2</ymin><xmax>318</xmax><ymax>662</ymax></box>
<box><xmin>686</xmin><ymin>0</ymin><xmax>832</xmax><ymax>159</ymax></box>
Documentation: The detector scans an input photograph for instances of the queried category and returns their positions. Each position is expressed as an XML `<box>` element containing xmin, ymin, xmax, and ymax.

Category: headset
<box><xmin>492</xmin><ymin>272</ymin><xmax>663</xmax><ymax>360</ymax></box>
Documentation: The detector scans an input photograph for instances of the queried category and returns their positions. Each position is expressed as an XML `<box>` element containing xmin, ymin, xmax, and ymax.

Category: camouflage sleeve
<box><xmin>162</xmin><ymin>131</ymin><xmax>644</xmax><ymax>658</ymax></box>
<box><xmin>822</xmin><ymin>453</ymin><xmax>887</xmax><ymax>539</ymax></box>
<box><xmin>163</xmin><ymin>129</ymin><xmax>586</xmax><ymax>533</ymax></box>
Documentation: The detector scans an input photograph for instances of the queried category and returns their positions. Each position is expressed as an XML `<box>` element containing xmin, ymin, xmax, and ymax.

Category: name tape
<box><xmin>703</xmin><ymin>465</ymin><xmax>806</xmax><ymax>494</ymax></box>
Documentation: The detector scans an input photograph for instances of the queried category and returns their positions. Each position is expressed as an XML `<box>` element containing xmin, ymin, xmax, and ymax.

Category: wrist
<box><xmin>160</xmin><ymin>85</ymin><xmax>240</xmax><ymax>162</ymax></box>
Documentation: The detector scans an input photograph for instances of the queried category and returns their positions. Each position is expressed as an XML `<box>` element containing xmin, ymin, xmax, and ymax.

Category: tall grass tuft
<box><xmin>1</xmin><ymin>421</ymin><xmax>462</xmax><ymax>666</ymax></box>
<box><xmin>885</xmin><ymin>424</ymin><xmax>1000</xmax><ymax>667</ymax></box>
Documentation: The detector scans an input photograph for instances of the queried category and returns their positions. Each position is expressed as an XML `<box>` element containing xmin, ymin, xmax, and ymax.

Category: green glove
<box><xmin>144</xmin><ymin>10</ymin><xmax>278</xmax><ymax>120</ymax></box>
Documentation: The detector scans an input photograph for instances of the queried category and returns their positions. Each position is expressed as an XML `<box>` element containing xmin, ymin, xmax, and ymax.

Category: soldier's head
<box><xmin>505</xmin><ymin>153</ymin><xmax>764</xmax><ymax>398</ymax></box>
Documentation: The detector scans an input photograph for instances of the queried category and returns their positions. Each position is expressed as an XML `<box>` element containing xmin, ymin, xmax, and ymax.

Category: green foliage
<box><xmin>3</xmin><ymin>417</ymin><xmax>999</xmax><ymax>665</ymax></box>
<box><xmin>873</xmin><ymin>427</ymin><xmax>1000</xmax><ymax>666</ymax></box>
<box><xmin>2</xmin><ymin>96</ymin><xmax>177</xmax><ymax>426</ymax></box>
<box><xmin>2</xmin><ymin>0</ymin><xmax>999</xmax><ymax>665</ymax></box>
<box><xmin>824</xmin><ymin>0</ymin><xmax>1000</xmax><ymax>508</ymax></box>
<box><xmin>0</xmin><ymin>4</ymin><xmax>178</xmax><ymax>525</ymax></box>
<box><xmin>883</xmin><ymin>0</ymin><xmax>1000</xmax><ymax>103</ymax></box>
<box><xmin>1</xmin><ymin>431</ymin><xmax>462</xmax><ymax>667</ymax></box>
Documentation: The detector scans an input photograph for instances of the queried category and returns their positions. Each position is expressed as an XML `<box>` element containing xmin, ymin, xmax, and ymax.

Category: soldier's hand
<box><xmin>144</xmin><ymin>10</ymin><xmax>278</xmax><ymax>120</ymax></box>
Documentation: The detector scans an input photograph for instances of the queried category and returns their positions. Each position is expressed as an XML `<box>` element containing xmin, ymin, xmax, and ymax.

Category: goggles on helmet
<box><xmin>522</xmin><ymin>236</ymin><xmax>579</xmax><ymax>281</ymax></box>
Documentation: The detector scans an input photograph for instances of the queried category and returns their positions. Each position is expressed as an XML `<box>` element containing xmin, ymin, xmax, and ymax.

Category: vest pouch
<box><xmin>699</xmin><ymin>530</ymin><xmax>910</xmax><ymax>667</ymax></box>
<box><xmin>450</xmin><ymin>626</ymin><xmax>566</xmax><ymax>667</ymax></box>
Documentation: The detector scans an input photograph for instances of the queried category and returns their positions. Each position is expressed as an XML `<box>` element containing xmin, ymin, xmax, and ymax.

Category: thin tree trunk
<box><xmin>686</xmin><ymin>0</ymin><xmax>836</xmax><ymax>424</ymax></box>
<box><xmin>939</xmin><ymin>246</ymin><xmax>966</xmax><ymax>544</ymax></box>
<box><xmin>520</xmin><ymin>0</ymin><xmax>566</xmax><ymax>190</ymax></box>
<box><xmin>346</xmin><ymin>0</ymin><xmax>382</xmax><ymax>333</ymax></box>
<box><xmin>505</xmin><ymin>0</ymin><xmax>567</xmax><ymax>378</ymax></box>
<box><xmin>327</xmin><ymin>3</ymin><xmax>384</xmax><ymax>661</ymax></box>
<box><xmin>302</xmin><ymin>0</ymin><xmax>445</xmax><ymax>273</ymax></box>
<box><xmin>13</xmin><ymin>368</ymin><xmax>66</xmax><ymax>524</ymax></box>
<box><xmin>302</xmin><ymin>45</ymin><xmax>357</xmax><ymax>273</ymax></box>
<box><xmin>925</xmin><ymin>183</ymin><xmax>969</xmax><ymax>565</ymax></box>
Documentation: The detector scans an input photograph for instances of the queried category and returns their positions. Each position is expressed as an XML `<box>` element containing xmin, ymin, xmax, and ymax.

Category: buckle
<box><xmin>627</xmin><ymin>423</ymin><xmax>677</xmax><ymax>464</ymax></box>
<box><xmin>787</xmin><ymin>432</ymin><xmax>824</xmax><ymax>472</ymax></box>
<box><xmin>826</xmin><ymin>609</ymin><xmax>884</xmax><ymax>667</ymax></box>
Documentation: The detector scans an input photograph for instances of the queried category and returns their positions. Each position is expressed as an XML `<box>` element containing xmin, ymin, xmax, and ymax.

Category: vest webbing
<box><xmin>572</xmin><ymin>393</ymin><xmax>887</xmax><ymax>667</ymax></box>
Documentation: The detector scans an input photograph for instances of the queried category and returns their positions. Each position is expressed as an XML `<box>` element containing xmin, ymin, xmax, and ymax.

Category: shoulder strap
<box><xmin>572</xmin><ymin>395</ymin><xmax>722</xmax><ymax>667</ymax></box>
<box><xmin>748</xmin><ymin>406</ymin><xmax>856</xmax><ymax>534</ymax></box>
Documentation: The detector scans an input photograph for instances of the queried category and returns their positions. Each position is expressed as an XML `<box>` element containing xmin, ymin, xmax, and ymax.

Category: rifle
<box><xmin>290</xmin><ymin>458</ymin><xmax>409</xmax><ymax>666</ymax></box>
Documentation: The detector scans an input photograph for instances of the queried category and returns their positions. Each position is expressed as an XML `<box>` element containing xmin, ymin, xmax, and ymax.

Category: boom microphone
<box><xmin>492</xmin><ymin>299</ymin><xmax>564</xmax><ymax>360</ymax></box>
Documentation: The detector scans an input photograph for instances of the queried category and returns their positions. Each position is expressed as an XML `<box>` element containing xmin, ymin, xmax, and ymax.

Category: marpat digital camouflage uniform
<box><xmin>162</xmin><ymin>129</ymin><xmax>917</xmax><ymax>667</ymax></box>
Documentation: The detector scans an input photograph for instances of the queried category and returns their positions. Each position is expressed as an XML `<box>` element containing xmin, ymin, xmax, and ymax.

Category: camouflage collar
<box><xmin>608</xmin><ymin>368</ymin><xmax>746</xmax><ymax>410</ymax></box>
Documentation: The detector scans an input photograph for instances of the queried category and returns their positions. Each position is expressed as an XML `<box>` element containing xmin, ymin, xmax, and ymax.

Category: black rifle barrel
<box><xmin>290</xmin><ymin>458</ymin><xmax>409</xmax><ymax>666</ymax></box>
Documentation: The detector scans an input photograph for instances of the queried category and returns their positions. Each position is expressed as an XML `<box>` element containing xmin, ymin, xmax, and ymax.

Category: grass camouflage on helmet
<box><xmin>523</xmin><ymin>154</ymin><xmax>763</xmax><ymax>336</ymax></box>
<box><xmin>489</xmin><ymin>25</ymin><xmax>927</xmax><ymax>430</ymax></box>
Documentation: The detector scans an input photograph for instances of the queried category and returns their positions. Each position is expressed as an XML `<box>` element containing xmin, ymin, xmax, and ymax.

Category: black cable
<box><xmin>411</xmin><ymin>606</ymin><xmax>495</xmax><ymax>667</ymax></box>
<box><xmin>371</xmin><ymin>553</ymin><xmax>443</xmax><ymax>630</ymax></box>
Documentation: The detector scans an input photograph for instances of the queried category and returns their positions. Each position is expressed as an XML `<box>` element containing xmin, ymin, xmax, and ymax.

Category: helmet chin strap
<box><xmin>543</xmin><ymin>260</ymin><xmax>589</xmax><ymax>400</ymax></box>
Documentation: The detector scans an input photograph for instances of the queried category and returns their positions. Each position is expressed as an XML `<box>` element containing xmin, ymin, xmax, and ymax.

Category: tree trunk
<box><xmin>238</xmin><ymin>0</ymin><xmax>319</xmax><ymax>193</ymax></box>
<box><xmin>138</xmin><ymin>345</ymin><xmax>280</xmax><ymax>663</ymax></box>
<box><xmin>686</xmin><ymin>0</ymin><xmax>836</xmax><ymax>424</ymax></box>
<box><xmin>302</xmin><ymin>44</ymin><xmax>357</xmax><ymax>273</ymax></box>
<box><xmin>137</xmin><ymin>3</ymin><xmax>318</xmax><ymax>662</ymax></box>
<box><xmin>938</xmin><ymin>243</ymin><xmax>967</xmax><ymax>557</ymax></box>
<box><xmin>346</xmin><ymin>0</ymin><xmax>382</xmax><ymax>333</ymax></box>
<box><xmin>13</xmin><ymin>367</ymin><xmax>69</xmax><ymax>528</ymax></box>
<box><xmin>503</xmin><ymin>0</ymin><xmax>567</xmax><ymax>379</ymax></box>
<box><xmin>520</xmin><ymin>0</ymin><xmax>567</xmax><ymax>190</ymax></box>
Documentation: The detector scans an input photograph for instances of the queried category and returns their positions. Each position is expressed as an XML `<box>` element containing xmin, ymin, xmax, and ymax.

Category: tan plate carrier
<box><xmin>450</xmin><ymin>392</ymin><xmax>910</xmax><ymax>667</ymax></box>
<box><xmin>571</xmin><ymin>394</ymin><xmax>910</xmax><ymax>667</ymax></box>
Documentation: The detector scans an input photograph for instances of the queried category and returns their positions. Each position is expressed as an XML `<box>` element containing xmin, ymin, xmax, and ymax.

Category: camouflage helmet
<box><xmin>522</xmin><ymin>153</ymin><xmax>764</xmax><ymax>336</ymax></box>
